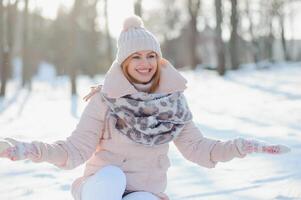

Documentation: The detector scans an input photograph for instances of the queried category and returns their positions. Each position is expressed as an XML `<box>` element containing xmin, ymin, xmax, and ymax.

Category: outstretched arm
<box><xmin>173</xmin><ymin>121</ymin><xmax>225</xmax><ymax>168</ymax></box>
<box><xmin>0</xmin><ymin>91</ymin><xmax>106</xmax><ymax>170</ymax></box>
<box><xmin>173</xmin><ymin>121</ymin><xmax>290</xmax><ymax>168</ymax></box>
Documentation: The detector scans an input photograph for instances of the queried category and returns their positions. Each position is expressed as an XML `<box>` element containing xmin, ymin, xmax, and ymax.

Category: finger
<box><xmin>278</xmin><ymin>145</ymin><xmax>291</xmax><ymax>154</ymax></box>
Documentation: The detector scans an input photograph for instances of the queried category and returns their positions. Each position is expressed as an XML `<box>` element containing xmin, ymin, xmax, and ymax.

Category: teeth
<box><xmin>137</xmin><ymin>69</ymin><xmax>151</xmax><ymax>74</ymax></box>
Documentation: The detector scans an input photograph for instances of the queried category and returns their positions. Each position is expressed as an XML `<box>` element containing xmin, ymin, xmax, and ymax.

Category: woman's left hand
<box><xmin>0</xmin><ymin>138</ymin><xmax>39</xmax><ymax>161</ymax></box>
<box><xmin>234</xmin><ymin>138</ymin><xmax>291</xmax><ymax>155</ymax></box>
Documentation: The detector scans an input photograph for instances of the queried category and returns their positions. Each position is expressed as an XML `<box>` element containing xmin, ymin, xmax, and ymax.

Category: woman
<box><xmin>0</xmin><ymin>15</ymin><xmax>290</xmax><ymax>200</ymax></box>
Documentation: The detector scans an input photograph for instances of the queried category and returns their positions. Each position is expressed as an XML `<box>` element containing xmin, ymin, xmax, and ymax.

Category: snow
<box><xmin>0</xmin><ymin>62</ymin><xmax>301</xmax><ymax>200</ymax></box>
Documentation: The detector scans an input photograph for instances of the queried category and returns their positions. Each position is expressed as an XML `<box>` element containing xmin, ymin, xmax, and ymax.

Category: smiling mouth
<box><xmin>136</xmin><ymin>68</ymin><xmax>152</xmax><ymax>75</ymax></box>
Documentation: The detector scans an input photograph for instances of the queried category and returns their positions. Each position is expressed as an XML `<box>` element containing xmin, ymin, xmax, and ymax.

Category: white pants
<box><xmin>81</xmin><ymin>165</ymin><xmax>160</xmax><ymax>200</ymax></box>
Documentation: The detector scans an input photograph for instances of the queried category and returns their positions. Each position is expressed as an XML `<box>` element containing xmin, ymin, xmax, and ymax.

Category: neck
<box><xmin>132</xmin><ymin>79</ymin><xmax>153</xmax><ymax>92</ymax></box>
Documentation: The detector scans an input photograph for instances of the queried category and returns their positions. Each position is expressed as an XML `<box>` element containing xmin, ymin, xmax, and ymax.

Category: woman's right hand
<box><xmin>234</xmin><ymin>137</ymin><xmax>291</xmax><ymax>155</ymax></box>
<box><xmin>0</xmin><ymin>138</ymin><xmax>39</xmax><ymax>161</ymax></box>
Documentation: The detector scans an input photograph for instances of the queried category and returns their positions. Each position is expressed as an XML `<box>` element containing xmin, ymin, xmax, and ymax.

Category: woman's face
<box><xmin>126</xmin><ymin>50</ymin><xmax>158</xmax><ymax>83</ymax></box>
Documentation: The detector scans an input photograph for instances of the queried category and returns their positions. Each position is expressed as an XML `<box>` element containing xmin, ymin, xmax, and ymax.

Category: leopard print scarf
<box><xmin>100</xmin><ymin>92</ymin><xmax>192</xmax><ymax>146</ymax></box>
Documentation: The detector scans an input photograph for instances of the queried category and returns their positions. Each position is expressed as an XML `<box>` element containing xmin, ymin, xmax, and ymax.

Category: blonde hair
<box><xmin>121</xmin><ymin>53</ymin><xmax>162</xmax><ymax>93</ymax></box>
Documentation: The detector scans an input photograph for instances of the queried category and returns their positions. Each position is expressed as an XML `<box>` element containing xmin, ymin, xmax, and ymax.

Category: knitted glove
<box><xmin>0</xmin><ymin>138</ymin><xmax>40</xmax><ymax>161</ymax></box>
<box><xmin>234</xmin><ymin>138</ymin><xmax>291</xmax><ymax>155</ymax></box>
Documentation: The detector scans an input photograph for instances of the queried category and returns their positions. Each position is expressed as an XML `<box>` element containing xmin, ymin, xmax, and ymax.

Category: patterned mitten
<box><xmin>0</xmin><ymin>138</ymin><xmax>40</xmax><ymax>161</ymax></box>
<box><xmin>234</xmin><ymin>138</ymin><xmax>291</xmax><ymax>155</ymax></box>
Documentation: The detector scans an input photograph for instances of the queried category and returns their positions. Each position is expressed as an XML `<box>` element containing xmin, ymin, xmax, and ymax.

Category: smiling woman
<box><xmin>0</xmin><ymin>8</ymin><xmax>292</xmax><ymax>200</ymax></box>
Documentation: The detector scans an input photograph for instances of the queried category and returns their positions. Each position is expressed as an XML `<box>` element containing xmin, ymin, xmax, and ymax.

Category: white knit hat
<box><xmin>115</xmin><ymin>15</ymin><xmax>162</xmax><ymax>65</ymax></box>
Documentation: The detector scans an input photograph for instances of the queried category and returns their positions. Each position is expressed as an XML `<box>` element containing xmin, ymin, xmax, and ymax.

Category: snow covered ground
<box><xmin>0</xmin><ymin>62</ymin><xmax>300</xmax><ymax>200</ymax></box>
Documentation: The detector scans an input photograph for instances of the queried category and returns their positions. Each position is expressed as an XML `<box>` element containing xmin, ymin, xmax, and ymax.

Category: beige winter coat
<box><xmin>31</xmin><ymin>60</ymin><xmax>246</xmax><ymax>200</ymax></box>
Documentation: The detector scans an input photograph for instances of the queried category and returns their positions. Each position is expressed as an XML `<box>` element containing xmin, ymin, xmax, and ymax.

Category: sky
<box><xmin>33</xmin><ymin>0</ymin><xmax>142</xmax><ymax>38</ymax></box>
<box><xmin>32</xmin><ymin>0</ymin><xmax>301</xmax><ymax>40</ymax></box>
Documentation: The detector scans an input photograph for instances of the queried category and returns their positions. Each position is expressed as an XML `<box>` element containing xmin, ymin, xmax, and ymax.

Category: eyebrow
<box><xmin>133</xmin><ymin>52</ymin><xmax>156</xmax><ymax>56</ymax></box>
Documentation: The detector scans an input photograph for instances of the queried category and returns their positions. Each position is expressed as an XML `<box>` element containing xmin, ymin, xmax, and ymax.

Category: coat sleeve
<box><xmin>173</xmin><ymin>121</ymin><xmax>246</xmax><ymax>168</ymax></box>
<box><xmin>30</xmin><ymin>92</ymin><xmax>106</xmax><ymax>170</ymax></box>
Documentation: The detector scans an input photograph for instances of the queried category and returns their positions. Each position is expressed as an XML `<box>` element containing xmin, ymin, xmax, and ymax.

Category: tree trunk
<box><xmin>1</xmin><ymin>0</ymin><xmax>18</xmax><ymax>97</ymax></box>
<box><xmin>187</xmin><ymin>0</ymin><xmax>201</xmax><ymax>69</ymax></box>
<box><xmin>229</xmin><ymin>0</ymin><xmax>240</xmax><ymax>70</ymax></box>
<box><xmin>134</xmin><ymin>0</ymin><xmax>142</xmax><ymax>17</ymax></box>
<box><xmin>280</xmin><ymin>14</ymin><xmax>289</xmax><ymax>61</ymax></box>
<box><xmin>0</xmin><ymin>0</ymin><xmax>5</xmax><ymax>97</ymax></box>
<box><xmin>68</xmin><ymin>0</ymin><xmax>81</xmax><ymax>96</ymax></box>
<box><xmin>22</xmin><ymin>0</ymin><xmax>32</xmax><ymax>89</ymax></box>
<box><xmin>7</xmin><ymin>1</ymin><xmax>18</xmax><ymax>71</ymax></box>
<box><xmin>267</xmin><ymin>20</ymin><xmax>274</xmax><ymax>62</ymax></box>
<box><xmin>1</xmin><ymin>51</ymin><xmax>9</xmax><ymax>97</ymax></box>
<box><xmin>104</xmin><ymin>0</ymin><xmax>113</xmax><ymax>63</ymax></box>
<box><xmin>214</xmin><ymin>0</ymin><xmax>225</xmax><ymax>76</ymax></box>
<box><xmin>246</xmin><ymin>1</ymin><xmax>259</xmax><ymax>63</ymax></box>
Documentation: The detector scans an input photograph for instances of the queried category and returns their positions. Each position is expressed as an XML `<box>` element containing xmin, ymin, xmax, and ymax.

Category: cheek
<box><xmin>149</xmin><ymin>58</ymin><xmax>157</xmax><ymax>65</ymax></box>
<box><xmin>127</xmin><ymin>63</ymin><xmax>138</xmax><ymax>76</ymax></box>
<box><xmin>151</xmin><ymin>62</ymin><xmax>158</xmax><ymax>73</ymax></box>
<box><xmin>153</xmin><ymin>62</ymin><xmax>158</xmax><ymax>70</ymax></box>
<box><xmin>150</xmin><ymin>59</ymin><xmax>158</xmax><ymax>68</ymax></box>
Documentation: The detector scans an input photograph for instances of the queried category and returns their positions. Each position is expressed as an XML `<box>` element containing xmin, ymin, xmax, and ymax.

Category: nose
<box><xmin>138</xmin><ymin>57</ymin><xmax>150</xmax><ymax>66</ymax></box>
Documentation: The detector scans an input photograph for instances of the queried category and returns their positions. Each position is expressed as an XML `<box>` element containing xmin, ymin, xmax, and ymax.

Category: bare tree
<box><xmin>68</xmin><ymin>0</ymin><xmax>82</xmax><ymax>96</ymax></box>
<box><xmin>262</xmin><ymin>0</ymin><xmax>286</xmax><ymax>62</ymax></box>
<box><xmin>85</xmin><ymin>0</ymin><xmax>102</xmax><ymax>75</ymax></box>
<box><xmin>279</xmin><ymin>12</ymin><xmax>289</xmax><ymax>60</ymax></box>
<box><xmin>187</xmin><ymin>0</ymin><xmax>201</xmax><ymax>69</ymax></box>
<box><xmin>245</xmin><ymin>1</ymin><xmax>260</xmax><ymax>63</ymax></box>
<box><xmin>134</xmin><ymin>0</ymin><xmax>143</xmax><ymax>17</ymax></box>
<box><xmin>161</xmin><ymin>0</ymin><xmax>182</xmax><ymax>42</ymax></box>
<box><xmin>214</xmin><ymin>0</ymin><xmax>225</xmax><ymax>75</ymax></box>
<box><xmin>143</xmin><ymin>0</ymin><xmax>184</xmax><ymax>43</ymax></box>
<box><xmin>0</xmin><ymin>0</ymin><xmax>5</xmax><ymax>97</ymax></box>
<box><xmin>104</xmin><ymin>0</ymin><xmax>113</xmax><ymax>63</ymax></box>
<box><xmin>22</xmin><ymin>0</ymin><xmax>32</xmax><ymax>89</ymax></box>
<box><xmin>1</xmin><ymin>0</ymin><xmax>19</xmax><ymax>97</ymax></box>
<box><xmin>229</xmin><ymin>0</ymin><xmax>240</xmax><ymax>70</ymax></box>
<box><xmin>275</xmin><ymin>0</ymin><xmax>290</xmax><ymax>60</ymax></box>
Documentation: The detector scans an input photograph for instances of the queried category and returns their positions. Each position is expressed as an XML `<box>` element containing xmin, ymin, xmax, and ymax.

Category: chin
<box><xmin>134</xmin><ymin>75</ymin><xmax>153</xmax><ymax>83</ymax></box>
<box><xmin>137</xmin><ymin>79</ymin><xmax>151</xmax><ymax>84</ymax></box>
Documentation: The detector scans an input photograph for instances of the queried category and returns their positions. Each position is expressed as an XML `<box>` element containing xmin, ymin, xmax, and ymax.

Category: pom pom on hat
<box><xmin>122</xmin><ymin>15</ymin><xmax>144</xmax><ymax>31</ymax></box>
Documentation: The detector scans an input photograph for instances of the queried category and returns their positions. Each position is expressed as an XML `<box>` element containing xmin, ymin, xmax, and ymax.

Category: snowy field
<box><xmin>0</xmin><ymin>62</ymin><xmax>300</xmax><ymax>200</ymax></box>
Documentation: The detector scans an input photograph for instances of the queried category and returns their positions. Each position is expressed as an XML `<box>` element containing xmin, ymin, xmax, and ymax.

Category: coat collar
<box><xmin>101</xmin><ymin>59</ymin><xmax>187</xmax><ymax>98</ymax></box>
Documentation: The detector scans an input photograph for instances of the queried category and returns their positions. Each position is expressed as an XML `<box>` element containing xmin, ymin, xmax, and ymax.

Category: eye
<box><xmin>148</xmin><ymin>54</ymin><xmax>156</xmax><ymax>58</ymax></box>
<box><xmin>132</xmin><ymin>55</ymin><xmax>140</xmax><ymax>59</ymax></box>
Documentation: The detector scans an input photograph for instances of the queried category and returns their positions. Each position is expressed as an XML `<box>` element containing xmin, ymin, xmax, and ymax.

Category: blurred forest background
<box><xmin>0</xmin><ymin>0</ymin><xmax>301</xmax><ymax>98</ymax></box>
